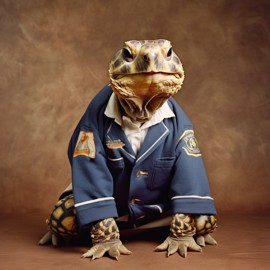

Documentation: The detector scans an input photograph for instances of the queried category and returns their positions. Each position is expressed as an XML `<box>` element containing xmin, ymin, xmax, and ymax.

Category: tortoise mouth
<box><xmin>112</xmin><ymin>71</ymin><xmax>183</xmax><ymax>80</ymax></box>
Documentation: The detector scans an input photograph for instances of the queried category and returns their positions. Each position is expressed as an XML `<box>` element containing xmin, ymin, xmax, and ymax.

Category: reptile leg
<box><xmin>39</xmin><ymin>194</ymin><xmax>79</xmax><ymax>246</ymax></box>
<box><xmin>82</xmin><ymin>218</ymin><xmax>131</xmax><ymax>260</ymax></box>
<box><xmin>38</xmin><ymin>231</ymin><xmax>53</xmax><ymax>245</ymax></box>
<box><xmin>155</xmin><ymin>214</ymin><xmax>202</xmax><ymax>258</ymax></box>
<box><xmin>194</xmin><ymin>215</ymin><xmax>217</xmax><ymax>246</ymax></box>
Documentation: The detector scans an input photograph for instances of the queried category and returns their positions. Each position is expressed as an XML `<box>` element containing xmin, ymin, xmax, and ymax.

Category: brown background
<box><xmin>1</xmin><ymin>0</ymin><xmax>269</xmax><ymax>215</ymax></box>
<box><xmin>0</xmin><ymin>1</ymin><xmax>270</xmax><ymax>269</ymax></box>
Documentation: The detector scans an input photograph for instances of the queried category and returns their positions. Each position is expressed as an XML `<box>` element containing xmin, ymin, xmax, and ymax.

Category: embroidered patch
<box><xmin>181</xmin><ymin>130</ymin><xmax>201</xmax><ymax>157</ymax></box>
<box><xmin>73</xmin><ymin>131</ymin><xmax>96</xmax><ymax>158</ymax></box>
<box><xmin>106</xmin><ymin>139</ymin><xmax>125</xmax><ymax>149</ymax></box>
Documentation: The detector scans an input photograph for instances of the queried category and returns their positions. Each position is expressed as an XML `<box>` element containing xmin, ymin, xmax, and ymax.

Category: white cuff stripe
<box><xmin>150</xmin><ymin>205</ymin><xmax>163</xmax><ymax>213</ymax></box>
<box><xmin>74</xmin><ymin>197</ymin><xmax>114</xmax><ymax>208</ymax></box>
<box><xmin>108</xmin><ymin>157</ymin><xmax>123</xmax><ymax>161</ymax></box>
<box><xmin>171</xmin><ymin>195</ymin><xmax>214</xmax><ymax>201</ymax></box>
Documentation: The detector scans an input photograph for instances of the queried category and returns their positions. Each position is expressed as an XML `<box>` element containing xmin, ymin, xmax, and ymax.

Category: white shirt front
<box><xmin>104</xmin><ymin>92</ymin><xmax>175</xmax><ymax>155</ymax></box>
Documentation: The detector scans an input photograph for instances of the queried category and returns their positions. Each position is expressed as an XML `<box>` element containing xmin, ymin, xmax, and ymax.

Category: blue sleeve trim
<box><xmin>75</xmin><ymin>200</ymin><xmax>118</xmax><ymax>226</ymax></box>
<box><xmin>172</xmin><ymin>197</ymin><xmax>217</xmax><ymax>215</ymax></box>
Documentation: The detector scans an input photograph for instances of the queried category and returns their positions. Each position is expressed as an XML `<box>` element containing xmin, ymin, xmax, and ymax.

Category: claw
<box><xmin>178</xmin><ymin>244</ymin><xmax>188</xmax><ymax>258</ymax></box>
<box><xmin>118</xmin><ymin>244</ymin><xmax>132</xmax><ymax>255</ymax></box>
<box><xmin>204</xmin><ymin>234</ymin><xmax>217</xmax><ymax>245</ymax></box>
<box><xmin>167</xmin><ymin>240</ymin><xmax>178</xmax><ymax>256</ymax></box>
<box><xmin>82</xmin><ymin>246</ymin><xmax>99</xmax><ymax>258</ymax></box>
<box><xmin>154</xmin><ymin>240</ymin><xmax>169</xmax><ymax>252</ymax></box>
<box><xmin>93</xmin><ymin>245</ymin><xmax>109</xmax><ymax>260</ymax></box>
<box><xmin>188</xmin><ymin>239</ymin><xmax>202</xmax><ymax>253</ymax></box>
<box><xmin>52</xmin><ymin>234</ymin><xmax>59</xmax><ymax>246</ymax></box>
<box><xmin>82</xmin><ymin>241</ymin><xmax>131</xmax><ymax>261</ymax></box>
<box><xmin>38</xmin><ymin>231</ymin><xmax>52</xmax><ymax>245</ymax></box>
<box><xmin>155</xmin><ymin>236</ymin><xmax>202</xmax><ymax>258</ymax></box>
<box><xmin>196</xmin><ymin>235</ymin><xmax>205</xmax><ymax>247</ymax></box>
<box><xmin>108</xmin><ymin>246</ymin><xmax>120</xmax><ymax>260</ymax></box>
<box><xmin>38</xmin><ymin>231</ymin><xmax>60</xmax><ymax>247</ymax></box>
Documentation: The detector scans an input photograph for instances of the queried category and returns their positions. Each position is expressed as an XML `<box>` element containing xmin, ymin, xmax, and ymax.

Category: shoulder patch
<box><xmin>73</xmin><ymin>131</ymin><xmax>96</xmax><ymax>158</ymax></box>
<box><xmin>180</xmin><ymin>130</ymin><xmax>201</xmax><ymax>157</ymax></box>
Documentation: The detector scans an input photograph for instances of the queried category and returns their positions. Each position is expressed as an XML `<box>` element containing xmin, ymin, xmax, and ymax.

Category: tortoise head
<box><xmin>109</xmin><ymin>39</ymin><xmax>185</xmax><ymax>122</ymax></box>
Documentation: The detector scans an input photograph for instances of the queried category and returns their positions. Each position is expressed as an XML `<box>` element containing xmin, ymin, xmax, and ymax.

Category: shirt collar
<box><xmin>104</xmin><ymin>92</ymin><xmax>175</xmax><ymax>128</ymax></box>
<box><xmin>104</xmin><ymin>92</ymin><xmax>123</xmax><ymax>125</ymax></box>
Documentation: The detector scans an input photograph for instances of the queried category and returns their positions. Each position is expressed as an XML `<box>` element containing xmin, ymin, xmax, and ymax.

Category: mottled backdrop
<box><xmin>0</xmin><ymin>0</ymin><xmax>269</xmax><ymax>215</ymax></box>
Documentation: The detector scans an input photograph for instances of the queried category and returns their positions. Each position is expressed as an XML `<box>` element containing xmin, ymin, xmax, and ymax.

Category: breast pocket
<box><xmin>107</xmin><ymin>157</ymin><xmax>125</xmax><ymax>180</ymax></box>
<box><xmin>149</xmin><ymin>157</ymin><xmax>176</xmax><ymax>190</ymax></box>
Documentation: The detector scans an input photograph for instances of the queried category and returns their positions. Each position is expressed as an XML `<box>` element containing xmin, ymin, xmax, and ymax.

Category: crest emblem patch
<box><xmin>180</xmin><ymin>130</ymin><xmax>201</xmax><ymax>157</ymax></box>
<box><xmin>106</xmin><ymin>139</ymin><xmax>125</xmax><ymax>149</ymax></box>
<box><xmin>73</xmin><ymin>131</ymin><xmax>96</xmax><ymax>158</ymax></box>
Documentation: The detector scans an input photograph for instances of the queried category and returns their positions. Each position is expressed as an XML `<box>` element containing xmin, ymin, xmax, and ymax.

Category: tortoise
<box><xmin>39</xmin><ymin>39</ymin><xmax>218</xmax><ymax>260</ymax></box>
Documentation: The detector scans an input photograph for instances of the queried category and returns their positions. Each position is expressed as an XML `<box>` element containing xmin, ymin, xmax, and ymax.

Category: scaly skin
<box><xmin>82</xmin><ymin>218</ymin><xmax>131</xmax><ymax>260</ymax></box>
<box><xmin>194</xmin><ymin>215</ymin><xmax>218</xmax><ymax>246</ymax></box>
<box><xmin>109</xmin><ymin>39</ymin><xmax>184</xmax><ymax>122</ymax></box>
<box><xmin>90</xmin><ymin>218</ymin><xmax>120</xmax><ymax>243</ymax></box>
<box><xmin>170</xmin><ymin>214</ymin><xmax>196</xmax><ymax>237</ymax></box>
<box><xmin>155</xmin><ymin>213</ymin><xmax>217</xmax><ymax>257</ymax></box>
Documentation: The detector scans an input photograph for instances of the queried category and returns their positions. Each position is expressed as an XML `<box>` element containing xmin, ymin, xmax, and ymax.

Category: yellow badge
<box><xmin>180</xmin><ymin>130</ymin><xmax>202</xmax><ymax>157</ymax></box>
<box><xmin>73</xmin><ymin>131</ymin><xmax>96</xmax><ymax>158</ymax></box>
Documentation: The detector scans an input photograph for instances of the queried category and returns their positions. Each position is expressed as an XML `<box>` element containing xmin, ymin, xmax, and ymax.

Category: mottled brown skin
<box><xmin>109</xmin><ymin>39</ymin><xmax>184</xmax><ymax>122</ymax></box>
<box><xmin>39</xmin><ymin>40</ymin><xmax>217</xmax><ymax>260</ymax></box>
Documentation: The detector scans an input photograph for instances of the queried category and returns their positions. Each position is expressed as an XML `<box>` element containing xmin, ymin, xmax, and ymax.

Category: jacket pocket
<box><xmin>149</xmin><ymin>157</ymin><xmax>176</xmax><ymax>189</ymax></box>
<box><xmin>108</xmin><ymin>157</ymin><xmax>125</xmax><ymax>179</ymax></box>
<box><xmin>108</xmin><ymin>157</ymin><xmax>124</xmax><ymax>167</ymax></box>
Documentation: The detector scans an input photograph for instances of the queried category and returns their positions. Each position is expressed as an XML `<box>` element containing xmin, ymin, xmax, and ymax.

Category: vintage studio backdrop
<box><xmin>0</xmin><ymin>0</ymin><xmax>269</xmax><ymax>269</ymax></box>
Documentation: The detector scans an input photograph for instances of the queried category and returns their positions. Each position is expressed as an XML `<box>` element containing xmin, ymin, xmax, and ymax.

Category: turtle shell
<box><xmin>48</xmin><ymin>194</ymin><xmax>79</xmax><ymax>237</ymax></box>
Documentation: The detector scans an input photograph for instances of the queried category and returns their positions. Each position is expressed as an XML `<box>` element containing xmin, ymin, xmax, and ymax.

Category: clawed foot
<box><xmin>38</xmin><ymin>231</ymin><xmax>60</xmax><ymax>246</ymax></box>
<box><xmin>155</xmin><ymin>234</ymin><xmax>217</xmax><ymax>258</ymax></box>
<box><xmin>82</xmin><ymin>239</ymin><xmax>132</xmax><ymax>261</ymax></box>
<box><xmin>155</xmin><ymin>236</ymin><xmax>202</xmax><ymax>258</ymax></box>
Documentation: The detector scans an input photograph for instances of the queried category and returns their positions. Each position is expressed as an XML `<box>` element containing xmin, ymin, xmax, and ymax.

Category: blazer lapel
<box><xmin>105</xmin><ymin>121</ymin><xmax>136</xmax><ymax>160</ymax></box>
<box><xmin>106</xmin><ymin>120</ymin><xmax>170</xmax><ymax>163</ymax></box>
<box><xmin>136</xmin><ymin>121</ymin><xmax>169</xmax><ymax>164</ymax></box>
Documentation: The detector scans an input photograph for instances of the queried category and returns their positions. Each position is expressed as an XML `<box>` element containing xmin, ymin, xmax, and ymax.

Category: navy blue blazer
<box><xmin>68</xmin><ymin>85</ymin><xmax>217</xmax><ymax>227</ymax></box>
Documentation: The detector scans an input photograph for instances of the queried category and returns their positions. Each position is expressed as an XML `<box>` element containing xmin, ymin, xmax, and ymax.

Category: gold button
<box><xmin>130</xmin><ymin>198</ymin><xmax>141</xmax><ymax>204</ymax></box>
<box><xmin>136</xmin><ymin>171</ymin><xmax>149</xmax><ymax>177</ymax></box>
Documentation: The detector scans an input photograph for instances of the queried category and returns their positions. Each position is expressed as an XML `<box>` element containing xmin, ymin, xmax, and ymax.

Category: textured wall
<box><xmin>0</xmin><ymin>0</ymin><xmax>269</xmax><ymax>215</ymax></box>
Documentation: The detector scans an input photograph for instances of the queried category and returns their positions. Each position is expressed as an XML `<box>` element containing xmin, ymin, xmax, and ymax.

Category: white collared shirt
<box><xmin>104</xmin><ymin>93</ymin><xmax>175</xmax><ymax>155</ymax></box>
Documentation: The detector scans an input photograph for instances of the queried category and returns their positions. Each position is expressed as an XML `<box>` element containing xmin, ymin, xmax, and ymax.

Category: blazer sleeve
<box><xmin>68</xmin><ymin>125</ymin><xmax>118</xmax><ymax>227</ymax></box>
<box><xmin>170</xmin><ymin>129</ymin><xmax>217</xmax><ymax>215</ymax></box>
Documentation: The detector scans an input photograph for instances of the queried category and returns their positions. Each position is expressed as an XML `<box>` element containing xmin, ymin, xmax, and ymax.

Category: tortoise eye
<box><xmin>122</xmin><ymin>48</ymin><xmax>133</xmax><ymax>62</ymax></box>
<box><xmin>166</xmin><ymin>47</ymin><xmax>173</xmax><ymax>59</ymax></box>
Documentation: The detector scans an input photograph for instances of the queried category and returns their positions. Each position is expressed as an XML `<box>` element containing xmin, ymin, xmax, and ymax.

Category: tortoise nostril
<box><xmin>144</xmin><ymin>55</ymin><xmax>149</xmax><ymax>61</ymax></box>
